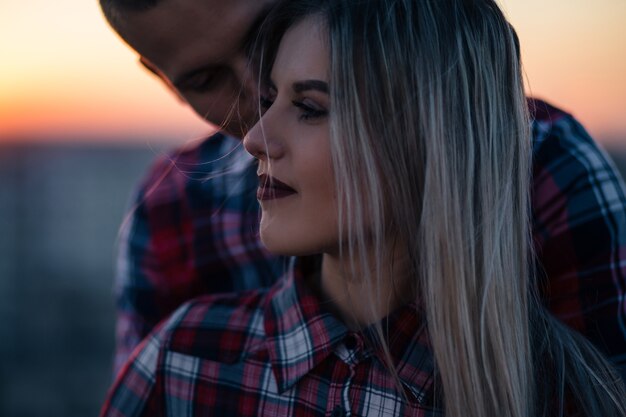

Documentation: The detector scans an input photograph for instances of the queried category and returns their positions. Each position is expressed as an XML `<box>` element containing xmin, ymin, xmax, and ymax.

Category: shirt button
<box><xmin>345</xmin><ymin>333</ymin><xmax>359</xmax><ymax>350</ymax></box>
<box><xmin>331</xmin><ymin>405</ymin><xmax>345</xmax><ymax>417</ymax></box>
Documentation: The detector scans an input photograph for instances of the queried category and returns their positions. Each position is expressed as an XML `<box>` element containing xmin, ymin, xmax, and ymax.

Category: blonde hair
<box><xmin>260</xmin><ymin>0</ymin><xmax>626</xmax><ymax>416</ymax></box>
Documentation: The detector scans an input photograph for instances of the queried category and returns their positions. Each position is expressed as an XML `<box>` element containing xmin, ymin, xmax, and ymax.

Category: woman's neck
<box><xmin>319</xmin><ymin>249</ymin><xmax>413</xmax><ymax>329</ymax></box>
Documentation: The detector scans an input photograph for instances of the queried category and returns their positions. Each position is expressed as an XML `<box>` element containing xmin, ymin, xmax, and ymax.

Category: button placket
<box><xmin>344</xmin><ymin>333</ymin><xmax>359</xmax><ymax>350</ymax></box>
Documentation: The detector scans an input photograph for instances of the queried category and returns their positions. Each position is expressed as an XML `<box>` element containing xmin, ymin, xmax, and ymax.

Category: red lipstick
<box><xmin>257</xmin><ymin>174</ymin><xmax>297</xmax><ymax>201</ymax></box>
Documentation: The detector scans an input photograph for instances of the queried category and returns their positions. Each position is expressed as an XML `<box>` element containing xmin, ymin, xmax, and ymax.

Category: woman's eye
<box><xmin>292</xmin><ymin>100</ymin><xmax>328</xmax><ymax>121</ymax></box>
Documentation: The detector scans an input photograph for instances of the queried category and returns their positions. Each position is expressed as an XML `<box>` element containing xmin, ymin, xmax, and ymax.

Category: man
<box><xmin>100</xmin><ymin>0</ymin><xmax>286</xmax><ymax>373</ymax></box>
<box><xmin>100</xmin><ymin>0</ymin><xmax>626</xmax><ymax>377</ymax></box>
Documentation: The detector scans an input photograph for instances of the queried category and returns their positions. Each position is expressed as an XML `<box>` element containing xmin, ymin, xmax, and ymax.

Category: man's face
<box><xmin>111</xmin><ymin>0</ymin><xmax>276</xmax><ymax>138</ymax></box>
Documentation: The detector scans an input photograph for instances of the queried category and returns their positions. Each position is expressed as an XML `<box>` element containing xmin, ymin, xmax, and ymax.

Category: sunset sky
<box><xmin>1</xmin><ymin>0</ymin><xmax>625</xmax><ymax>147</ymax></box>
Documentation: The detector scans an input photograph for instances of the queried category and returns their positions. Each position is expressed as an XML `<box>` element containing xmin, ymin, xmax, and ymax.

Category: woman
<box><xmin>101</xmin><ymin>0</ymin><xmax>626</xmax><ymax>416</ymax></box>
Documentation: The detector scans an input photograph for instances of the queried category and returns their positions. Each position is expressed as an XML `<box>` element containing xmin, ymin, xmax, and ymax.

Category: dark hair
<box><xmin>99</xmin><ymin>0</ymin><xmax>161</xmax><ymax>28</ymax></box>
<box><xmin>100</xmin><ymin>0</ymin><xmax>160</xmax><ymax>12</ymax></box>
<box><xmin>258</xmin><ymin>0</ymin><xmax>330</xmax><ymax>87</ymax></box>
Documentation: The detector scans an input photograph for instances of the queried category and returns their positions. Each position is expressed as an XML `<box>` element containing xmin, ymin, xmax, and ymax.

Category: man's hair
<box><xmin>99</xmin><ymin>0</ymin><xmax>162</xmax><ymax>27</ymax></box>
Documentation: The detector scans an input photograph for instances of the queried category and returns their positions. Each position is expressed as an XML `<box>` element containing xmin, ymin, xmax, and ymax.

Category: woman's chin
<box><xmin>259</xmin><ymin>215</ymin><xmax>339</xmax><ymax>257</ymax></box>
<box><xmin>260</xmin><ymin>237</ymin><xmax>302</xmax><ymax>257</ymax></box>
<box><xmin>260</xmin><ymin>233</ymin><xmax>323</xmax><ymax>258</ymax></box>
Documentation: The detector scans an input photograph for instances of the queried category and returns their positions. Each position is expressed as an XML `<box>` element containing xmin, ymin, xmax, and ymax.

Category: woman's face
<box><xmin>244</xmin><ymin>16</ymin><xmax>338</xmax><ymax>256</ymax></box>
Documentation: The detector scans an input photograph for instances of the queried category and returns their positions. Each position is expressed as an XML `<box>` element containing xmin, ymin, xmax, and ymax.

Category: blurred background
<box><xmin>0</xmin><ymin>0</ymin><xmax>625</xmax><ymax>415</ymax></box>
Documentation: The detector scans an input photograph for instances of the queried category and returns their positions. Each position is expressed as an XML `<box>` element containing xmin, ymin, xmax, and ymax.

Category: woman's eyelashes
<box><xmin>260</xmin><ymin>85</ymin><xmax>327</xmax><ymax>122</ymax></box>
<box><xmin>291</xmin><ymin>99</ymin><xmax>327</xmax><ymax>121</ymax></box>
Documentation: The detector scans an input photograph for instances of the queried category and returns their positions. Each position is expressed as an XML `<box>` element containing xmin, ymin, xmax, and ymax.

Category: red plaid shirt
<box><xmin>529</xmin><ymin>99</ymin><xmax>626</xmax><ymax>374</ymax></box>
<box><xmin>102</xmin><ymin>257</ymin><xmax>443</xmax><ymax>416</ymax></box>
<box><xmin>113</xmin><ymin>99</ymin><xmax>626</xmax><ymax>378</ymax></box>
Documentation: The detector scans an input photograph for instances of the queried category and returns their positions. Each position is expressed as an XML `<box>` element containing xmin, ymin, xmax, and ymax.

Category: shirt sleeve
<box><xmin>113</xmin><ymin>146</ymin><xmax>203</xmax><ymax>375</ymax></box>
<box><xmin>530</xmin><ymin>99</ymin><xmax>626</xmax><ymax>376</ymax></box>
<box><xmin>113</xmin><ymin>154</ymin><xmax>167</xmax><ymax>374</ymax></box>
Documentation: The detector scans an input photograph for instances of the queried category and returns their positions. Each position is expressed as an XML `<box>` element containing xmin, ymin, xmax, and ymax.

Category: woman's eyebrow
<box><xmin>292</xmin><ymin>80</ymin><xmax>329</xmax><ymax>94</ymax></box>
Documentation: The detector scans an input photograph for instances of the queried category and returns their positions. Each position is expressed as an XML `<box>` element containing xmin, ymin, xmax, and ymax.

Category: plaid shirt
<box><xmin>103</xmin><ymin>257</ymin><xmax>444</xmax><ymax>417</ymax></box>
<box><xmin>529</xmin><ymin>99</ymin><xmax>626</xmax><ymax>374</ymax></box>
<box><xmin>114</xmin><ymin>136</ymin><xmax>288</xmax><ymax>372</ymax></box>
<box><xmin>113</xmin><ymin>98</ymin><xmax>626</xmax><ymax>376</ymax></box>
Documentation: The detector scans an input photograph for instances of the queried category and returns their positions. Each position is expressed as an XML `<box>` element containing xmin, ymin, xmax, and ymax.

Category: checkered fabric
<box><xmin>103</xmin><ymin>257</ymin><xmax>443</xmax><ymax>417</ymax></box>
<box><xmin>113</xmin><ymin>99</ymin><xmax>626</xmax><ymax>378</ymax></box>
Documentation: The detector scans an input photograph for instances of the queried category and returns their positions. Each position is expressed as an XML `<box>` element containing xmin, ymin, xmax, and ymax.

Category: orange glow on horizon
<box><xmin>0</xmin><ymin>73</ymin><xmax>213</xmax><ymax>142</ymax></box>
<box><xmin>0</xmin><ymin>0</ymin><xmax>210</xmax><ymax>144</ymax></box>
<box><xmin>1</xmin><ymin>0</ymin><xmax>625</xmax><ymax>146</ymax></box>
<box><xmin>501</xmin><ymin>0</ymin><xmax>626</xmax><ymax>145</ymax></box>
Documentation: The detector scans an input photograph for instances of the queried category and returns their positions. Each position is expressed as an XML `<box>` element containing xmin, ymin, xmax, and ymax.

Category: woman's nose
<box><xmin>243</xmin><ymin>117</ymin><xmax>284</xmax><ymax>161</ymax></box>
<box><xmin>243</xmin><ymin>121</ymin><xmax>265</xmax><ymax>159</ymax></box>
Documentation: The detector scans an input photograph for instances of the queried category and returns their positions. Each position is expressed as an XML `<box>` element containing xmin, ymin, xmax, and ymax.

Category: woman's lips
<box><xmin>257</xmin><ymin>174</ymin><xmax>297</xmax><ymax>201</ymax></box>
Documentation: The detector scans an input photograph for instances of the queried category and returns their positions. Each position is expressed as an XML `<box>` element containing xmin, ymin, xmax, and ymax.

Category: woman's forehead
<box><xmin>270</xmin><ymin>16</ymin><xmax>329</xmax><ymax>86</ymax></box>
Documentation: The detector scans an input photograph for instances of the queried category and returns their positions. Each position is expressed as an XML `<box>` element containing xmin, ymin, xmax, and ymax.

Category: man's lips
<box><xmin>257</xmin><ymin>174</ymin><xmax>297</xmax><ymax>201</ymax></box>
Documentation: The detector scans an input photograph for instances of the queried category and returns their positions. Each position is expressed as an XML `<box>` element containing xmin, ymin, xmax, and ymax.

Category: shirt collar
<box><xmin>263</xmin><ymin>256</ymin><xmax>436</xmax><ymax>405</ymax></box>
<box><xmin>369</xmin><ymin>303</ymin><xmax>437</xmax><ymax>405</ymax></box>
<box><xmin>264</xmin><ymin>256</ymin><xmax>348</xmax><ymax>392</ymax></box>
